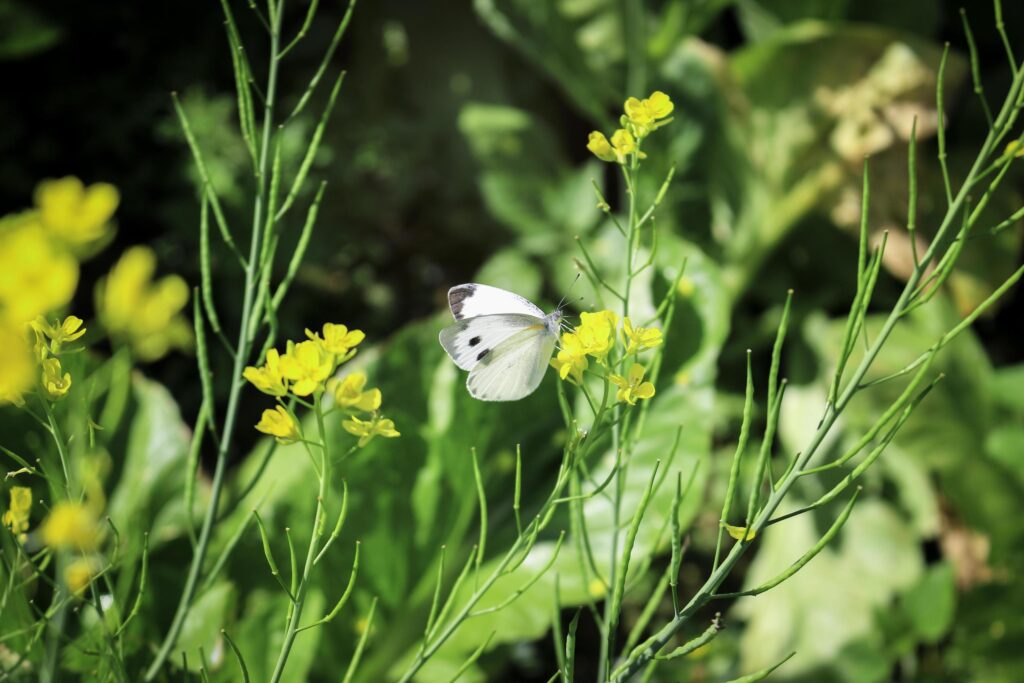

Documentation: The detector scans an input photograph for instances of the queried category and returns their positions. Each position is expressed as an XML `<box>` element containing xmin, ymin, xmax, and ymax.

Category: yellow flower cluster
<box><xmin>247</xmin><ymin>325</ymin><xmax>400</xmax><ymax>449</ymax></box>
<box><xmin>551</xmin><ymin>311</ymin><xmax>662</xmax><ymax>406</ymax></box>
<box><xmin>342</xmin><ymin>414</ymin><xmax>400</xmax><ymax>448</ymax></box>
<box><xmin>96</xmin><ymin>246</ymin><xmax>192</xmax><ymax>361</ymax></box>
<box><xmin>65</xmin><ymin>557</ymin><xmax>102</xmax><ymax>596</ymax></box>
<box><xmin>0</xmin><ymin>212</ymin><xmax>79</xmax><ymax>327</ymax></box>
<box><xmin>0</xmin><ymin>177</ymin><xmax>126</xmax><ymax>404</ymax></box>
<box><xmin>35</xmin><ymin>177</ymin><xmax>119</xmax><ymax>249</ymax></box>
<box><xmin>587</xmin><ymin>91</ymin><xmax>674</xmax><ymax>164</ymax></box>
<box><xmin>246</xmin><ymin>324</ymin><xmax>366</xmax><ymax>400</ymax></box>
<box><xmin>41</xmin><ymin>500</ymin><xmax>102</xmax><ymax>552</ymax></box>
<box><xmin>39</xmin><ymin>499</ymin><xmax>106</xmax><ymax>597</ymax></box>
<box><xmin>0</xmin><ymin>177</ymin><xmax>116</xmax><ymax>334</ymax></box>
<box><xmin>609</xmin><ymin>363</ymin><xmax>656</xmax><ymax>406</ymax></box>
<box><xmin>0</xmin><ymin>325</ymin><xmax>35</xmax><ymax>406</ymax></box>
<box><xmin>551</xmin><ymin>310</ymin><xmax>618</xmax><ymax>383</ymax></box>
<box><xmin>32</xmin><ymin>315</ymin><xmax>86</xmax><ymax>354</ymax></box>
<box><xmin>27</xmin><ymin>315</ymin><xmax>88</xmax><ymax>402</ymax></box>
<box><xmin>2</xmin><ymin>486</ymin><xmax>32</xmax><ymax>542</ymax></box>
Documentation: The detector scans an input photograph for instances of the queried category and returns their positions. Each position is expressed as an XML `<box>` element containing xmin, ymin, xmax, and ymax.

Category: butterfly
<box><xmin>439</xmin><ymin>284</ymin><xmax>563</xmax><ymax>401</ymax></box>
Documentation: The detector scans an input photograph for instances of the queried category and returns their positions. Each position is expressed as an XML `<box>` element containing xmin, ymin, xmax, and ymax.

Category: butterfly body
<box><xmin>439</xmin><ymin>284</ymin><xmax>561</xmax><ymax>401</ymax></box>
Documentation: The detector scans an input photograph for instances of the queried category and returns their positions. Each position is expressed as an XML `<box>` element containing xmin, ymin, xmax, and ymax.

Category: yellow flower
<box><xmin>551</xmin><ymin>332</ymin><xmax>588</xmax><ymax>384</ymax></box>
<box><xmin>587</xmin><ymin>131</ymin><xmax>616</xmax><ymax>162</ymax></box>
<box><xmin>609</xmin><ymin>363</ymin><xmax>656</xmax><ymax>405</ymax></box>
<box><xmin>610</xmin><ymin>129</ymin><xmax>637</xmax><ymax>163</ymax></box>
<box><xmin>587</xmin><ymin>577</ymin><xmax>607</xmax><ymax>598</ymax></box>
<box><xmin>306</xmin><ymin>323</ymin><xmax>365</xmax><ymax>357</ymax></box>
<box><xmin>65</xmin><ymin>556</ymin><xmax>101</xmax><ymax>596</ymax></box>
<box><xmin>35</xmin><ymin>177</ymin><xmax>119</xmax><ymax>247</ymax></box>
<box><xmin>724</xmin><ymin>523</ymin><xmax>757</xmax><ymax>542</ymax></box>
<box><xmin>2</xmin><ymin>486</ymin><xmax>32</xmax><ymax>540</ymax></box>
<box><xmin>330</xmin><ymin>372</ymin><xmax>382</xmax><ymax>412</ymax></box>
<box><xmin>31</xmin><ymin>315</ymin><xmax>86</xmax><ymax>354</ymax></box>
<box><xmin>624</xmin><ymin>91</ymin><xmax>674</xmax><ymax>131</ymax></box>
<box><xmin>622</xmin><ymin>317</ymin><xmax>663</xmax><ymax>354</ymax></box>
<box><xmin>577</xmin><ymin>310</ymin><xmax>618</xmax><ymax>359</ymax></box>
<box><xmin>41</xmin><ymin>501</ymin><xmax>101</xmax><ymax>551</ymax></box>
<box><xmin>0</xmin><ymin>323</ymin><xmax>35</xmax><ymax>406</ymax></box>
<box><xmin>1005</xmin><ymin>140</ymin><xmax>1024</xmax><ymax>159</ymax></box>
<box><xmin>342</xmin><ymin>415</ymin><xmax>400</xmax><ymax>447</ymax></box>
<box><xmin>552</xmin><ymin>309</ymin><xmax>620</xmax><ymax>382</ymax></box>
<box><xmin>243</xmin><ymin>348</ymin><xmax>288</xmax><ymax>397</ymax></box>
<box><xmin>255</xmin><ymin>405</ymin><xmax>300</xmax><ymax>444</ymax></box>
<box><xmin>96</xmin><ymin>246</ymin><xmax>192</xmax><ymax>361</ymax></box>
<box><xmin>41</xmin><ymin>357</ymin><xmax>72</xmax><ymax>400</ymax></box>
<box><xmin>279</xmin><ymin>340</ymin><xmax>334</xmax><ymax>396</ymax></box>
<box><xmin>0</xmin><ymin>212</ymin><xmax>78</xmax><ymax>327</ymax></box>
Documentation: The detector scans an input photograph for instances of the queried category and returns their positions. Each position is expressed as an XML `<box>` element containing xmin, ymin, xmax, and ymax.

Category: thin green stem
<box><xmin>40</xmin><ymin>399</ymin><xmax>72</xmax><ymax>496</ymax></box>
<box><xmin>144</xmin><ymin>3</ymin><xmax>285</xmax><ymax>677</ymax></box>
<box><xmin>267</xmin><ymin>392</ymin><xmax>328</xmax><ymax>683</ymax></box>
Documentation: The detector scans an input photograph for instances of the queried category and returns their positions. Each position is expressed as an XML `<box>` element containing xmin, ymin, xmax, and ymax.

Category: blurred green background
<box><xmin>2</xmin><ymin>0</ymin><xmax>1024</xmax><ymax>681</ymax></box>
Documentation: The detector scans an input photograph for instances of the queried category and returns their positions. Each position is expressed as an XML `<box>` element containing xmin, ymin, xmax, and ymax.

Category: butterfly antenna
<box><xmin>556</xmin><ymin>273</ymin><xmax>583</xmax><ymax>313</ymax></box>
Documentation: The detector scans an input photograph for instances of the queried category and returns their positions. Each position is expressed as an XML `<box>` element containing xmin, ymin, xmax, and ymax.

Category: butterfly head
<box><xmin>544</xmin><ymin>308</ymin><xmax>563</xmax><ymax>336</ymax></box>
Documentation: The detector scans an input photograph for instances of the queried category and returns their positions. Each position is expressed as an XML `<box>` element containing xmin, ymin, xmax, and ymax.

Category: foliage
<box><xmin>2</xmin><ymin>1</ymin><xmax>1024</xmax><ymax>682</ymax></box>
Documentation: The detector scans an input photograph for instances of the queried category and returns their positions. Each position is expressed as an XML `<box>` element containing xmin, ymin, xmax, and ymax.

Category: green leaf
<box><xmin>458</xmin><ymin>103</ymin><xmax>603</xmax><ymax>254</ymax></box>
<box><xmin>175</xmin><ymin>581</ymin><xmax>235</xmax><ymax>673</ymax></box>
<box><xmin>474</xmin><ymin>249</ymin><xmax>542</xmax><ymax>303</ymax></box>
<box><xmin>989</xmin><ymin>363</ymin><xmax>1024</xmax><ymax>415</ymax></box>
<box><xmin>901</xmin><ymin>562</ymin><xmax>955</xmax><ymax>643</ymax></box>
<box><xmin>734</xmin><ymin>499</ymin><xmax>922</xmax><ymax>676</ymax></box>
<box><xmin>107</xmin><ymin>375</ymin><xmax>192</xmax><ymax>544</ymax></box>
<box><xmin>986</xmin><ymin>426</ymin><xmax>1024</xmax><ymax>485</ymax></box>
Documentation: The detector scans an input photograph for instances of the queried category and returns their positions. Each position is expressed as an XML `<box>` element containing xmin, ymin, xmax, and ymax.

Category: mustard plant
<box><xmin>600</xmin><ymin>9</ymin><xmax>1024</xmax><ymax>682</ymax></box>
<box><xmin>144</xmin><ymin>0</ymin><xmax>362</xmax><ymax>678</ymax></box>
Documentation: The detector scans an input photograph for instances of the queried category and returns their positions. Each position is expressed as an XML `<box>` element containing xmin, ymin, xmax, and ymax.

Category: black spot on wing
<box><xmin>469</xmin><ymin>336</ymin><xmax>481</xmax><ymax>346</ymax></box>
<box><xmin>448</xmin><ymin>284</ymin><xmax>477</xmax><ymax>320</ymax></box>
<box><xmin>477</xmin><ymin>349</ymin><xmax>489</xmax><ymax>361</ymax></box>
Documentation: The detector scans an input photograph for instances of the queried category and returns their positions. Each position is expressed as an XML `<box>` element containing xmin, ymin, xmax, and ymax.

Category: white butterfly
<box><xmin>439</xmin><ymin>284</ymin><xmax>563</xmax><ymax>401</ymax></box>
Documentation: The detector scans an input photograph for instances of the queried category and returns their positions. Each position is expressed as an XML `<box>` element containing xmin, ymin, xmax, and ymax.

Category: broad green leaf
<box><xmin>107</xmin><ymin>375</ymin><xmax>191</xmax><ymax>545</ymax></box>
<box><xmin>458</xmin><ymin>103</ymin><xmax>604</xmax><ymax>254</ymax></box>
<box><xmin>901</xmin><ymin>562</ymin><xmax>955</xmax><ymax>643</ymax></box>
<box><xmin>734</xmin><ymin>499</ymin><xmax>922</xmax><ymax>676</ymax></box>
<box><xmin>474</xmin><ymin>248</ymin><xmax>542</xmax><ymax>303</ymax></box>
<box><xmin>175</xmin><ymin>581</ymin><xmax>235</xmax><ymax>673</ymax></box>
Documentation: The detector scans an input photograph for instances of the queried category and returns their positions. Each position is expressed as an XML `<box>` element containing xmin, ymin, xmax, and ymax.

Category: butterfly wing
<box><xmin>447</xmin><ymin>284</ymin><xmax>545</xmax><ymax>321</ymax></box>
<box><xmin>466</xmin><ymin>324</ymin><xmax>557</xmax><ymax>401</ymax></box>
<box><xmin>439</xmin><ymin>313</ymin><xmax>543</xmax><ymax>371</ymax></box>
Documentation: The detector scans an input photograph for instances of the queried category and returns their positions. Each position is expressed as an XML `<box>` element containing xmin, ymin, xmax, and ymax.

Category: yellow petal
<box><xmin>627</xmin><ymin>363</ymin><xmax>646</xmax><ymax>383</ymax></box>
<box><xmin>587</xmin><ymin>131</ymin><xmax>616</xmax><ymax>162</ymax></box>
<box><xmin>645</xmin><ymin>91</ymin><xmax>674</xmax><ymax>119</ymax></box>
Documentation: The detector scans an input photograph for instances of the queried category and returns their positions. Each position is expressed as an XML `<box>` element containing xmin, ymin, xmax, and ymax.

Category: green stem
<box><xmin>599</xmin><ymin>151</ymin><xmax>641</xmax><ymax>682</ymax></box>
<box><xmin>42</xmin><ymin>400</ymin><xmax>72</xmax><ymax>497</ymax></box>
<box><xmin>40</xmin><ymin>554</ymin><xmax>68</xmax><ymax>683</ymax></box>
<box><xmin>39</xmin><ymin>400</ymin><xmax>73</xmax><ymax>683</ymax></box>
<box><xmin>144</xmin><ymin>3</ymin><xmax>284</xmax><ymax>678</ymax></box>
<box><xmin>268</xmin><ymin>393</ymin><xmax>329</xmax><ymax>683</ymax></box>
<box><xmin>397</xmin><ymin>448</ymin><xmax>578</xmax><ymax>683</ymax></box>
